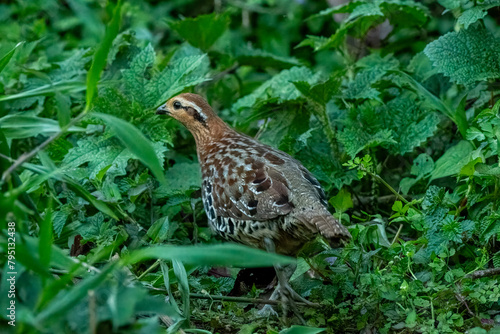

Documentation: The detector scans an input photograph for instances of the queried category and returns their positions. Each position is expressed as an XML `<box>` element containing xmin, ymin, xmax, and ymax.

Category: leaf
<box><xmin>431</xmin><ymin>140</ymin><xmax>473</xmax><ymax>180</ymax></box>
<box><xmin>122</xmin><ymin>44</ymin><xmax>210</xmax><ymax>108</ymax></box>
<box><xmin>458</xmin><ymin>0</ymin><xmax>500</xmax><ymax>29</ymax></box>
<box><xmin>300</xmin><ymin>0</ymin><xmax>428</xmax><ymax>51</ymax></box>
<box><xmin>293</xmin><ymin>77</ymin><xmax>341</xmax><ymax>105</ymax></box>
<box><xmin>86</xmin><ymin>0</ymin><xmax>123</xmax><ymax>110</ymax></box>
<box><xmin>329</xmin><ymin>188</ymin><xmax>353</xmax><ymax>213</ymax></box>
<box><xmin>154</xmin><ymin>162</ymin><xmax>201</xmax><ymax>198</ymax></box>
<box><xmin>279</xmin><ymin>326</ymin><xmax>325</xmax><ymax>334</ymax></box>
<box><xmin>0</xmin><ymin>115</ymin><xmax>85</xmax><ymax>139</ymax></box>
<box><xmin>0</xmin><ymin>80</ymin><xmax>86</xmax><ymax>102</ymax></box>
<box><xmin>232</xmin><ymin>66</ymin><xmax>322</xmax><ymax>112</ymax></box>
<box><xmin>411</xmin><ymin>154</ymin><xmax>434</xmax><ymax>179</ymax></box>
<box><xmin>0</xmin><ymin>41</ymin><xmax>24</xmax><ymax>74</ymax></box>
<box><xmin>424</xmin><ymin>25</ymin><xmax>500</xmax><ymax>87</ymax></box>
<box><xmin>234</xmin><ymin>46</ymin><xmax>301</xmax><ymax>69</ymax></box>
<box><xmin>124</xmin><ymin>244</ymin><xmax>295</xmax><ymax>268</ymax></box>
<box><xmin>39</xmin><ymin>206</ymin><xmax>53</xmax><ymax>271</ymax></box>
<box><xmin>62</xmin><ymin>136</ymin><xmax>165</xmax><ymax>181</ymax></box>
<box><xmin>93</xmin><ymin>113</ymin><xmax>166</xmax><ymax>183</ymax></box>
<box><xmin>168</xmin><ymin>12</ymin><xmax>230</xmax><ymax>51</ymax></box>
<box><xmin>345</xmin><ymin>54</ymin><xmax>400</xmax><ymax>100</ymax></box>
<box><xmin>35</xmin><ymin>262</ymin><xmax>118</xmax><ymax>323</ymax></box>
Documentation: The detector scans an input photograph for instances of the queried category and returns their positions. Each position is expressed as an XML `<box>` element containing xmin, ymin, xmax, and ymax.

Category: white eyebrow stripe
<box><xmin>176</xmin><ymin>97</ymin><xmax>207</xmax><ymax>121</ymax></box>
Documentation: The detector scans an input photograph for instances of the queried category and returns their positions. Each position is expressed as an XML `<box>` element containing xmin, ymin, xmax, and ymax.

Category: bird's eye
<box><xmin>173</xmin><ymin>101</ymin><xmax>182</xmax><ymax>110</ymax></box>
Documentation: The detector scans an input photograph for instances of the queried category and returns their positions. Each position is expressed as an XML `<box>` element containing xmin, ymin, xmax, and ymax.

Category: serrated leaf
<box><xmin>232</xmin><ymin>67</ymin><xmax>321</xmax><ymax>112</ymax></box>
<box><xmin>93</xmin><ymin>113</ymin><xmax>166</xmax><ymax>183</ymax></box>
<box><xmin>293</xmin><ymin>77</ymin><xmax>341</xmax><ymax>105</ymax></box>
<box><xmin>122</xmin><ymin>44</ymin><xmax>209</xmax><ymax>108</ymax></box>
<box><xmin>424</xmin><ymin>25</ymin><xmax>500</xmax><ymax>86</ymax></box>
<box><xmin>458</xmin><ymin>0</ymin><xmax>500</xmax><ymax>29</ymax></box>
<box><xmin>168</xmin><ymin>12</ymin><xmax>230</xmax><ymax>51</ymax></box>
<box><xmin>411</xmin><ymin>154</ymin><xmax>434</xmax><ymax>179</ymax></box>
<box><xmin>155</xmin><ymin>162</ymin><xmax>201</xmax><ymax>198</ymax></box>
<box><xmin>235</xmin><ymin>46</ymin><xmax>301</xmax><ymax>69</ymax></box>
<box><xmin>62</xmin><ymin>136</ymin><xmax>165</xmax><ymax>181</ymax></box>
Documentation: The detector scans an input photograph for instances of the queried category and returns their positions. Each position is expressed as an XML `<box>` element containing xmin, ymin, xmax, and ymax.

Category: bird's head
<box><xmin>156</xmin><ymin>93</ymin><xmax>222</xmax><ymax>139</ymax></box>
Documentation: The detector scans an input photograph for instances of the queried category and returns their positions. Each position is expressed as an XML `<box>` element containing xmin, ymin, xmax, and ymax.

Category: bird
<box><xmin>156</xmin><ymin>93</ymin><xmax>351</xmax><ymax>320</ymax></box>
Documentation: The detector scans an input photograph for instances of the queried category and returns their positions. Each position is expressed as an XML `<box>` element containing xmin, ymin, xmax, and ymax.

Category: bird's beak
<box><xmin>156</xmin><ymin>104</ymin><xmax>170</xmax><ymax>115</ymax></box>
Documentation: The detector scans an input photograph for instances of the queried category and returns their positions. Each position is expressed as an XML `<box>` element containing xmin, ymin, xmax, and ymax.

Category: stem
<box><xmin>364</xmin><ymin>168</ymin><xmax>409</xmax><ymax>205</ymax></box>
<box><xmin>391</xmin><ymin>224</ymin><xmax>403</xmax><ymax>246</ymax></box>
<box><xmin>189</xmin><ymin>293</ymin><xmax>319</xmax><ymax>307</ymax></box>
<box><xmin>138</xmin><ymin>259</ymin><xmax>161</xmax><ymax>280</ymax></box>
<box><xmin>315</xmin><ymin>103</ymin><xmax>339</xmax><ymax>159</ymax></box>
<box><xmin>466</xmin><ymin>267</ymin><xmax>500</xmax><ymax>279</ymax></box>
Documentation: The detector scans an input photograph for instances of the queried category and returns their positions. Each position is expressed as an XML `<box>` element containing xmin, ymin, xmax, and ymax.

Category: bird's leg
<box><xmin>263</xmin><ymin>238</ymin><xmax>314</xmax><ymax>324</ymax></box>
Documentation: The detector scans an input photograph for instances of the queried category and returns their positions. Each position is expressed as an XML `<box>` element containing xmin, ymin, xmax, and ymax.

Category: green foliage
<box><xmin>1</xmin><ymin>0</ymin><xmax>500</xmax><ymax>333</ymax></box>
<box><xmin>424</xmin><ymin>25</ymin><xmax>500</xmax><ymax>87</ymax></box>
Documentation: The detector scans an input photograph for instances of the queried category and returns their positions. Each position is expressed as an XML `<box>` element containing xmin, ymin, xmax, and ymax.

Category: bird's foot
<box><xmin>257</xmin><ymin>304</ymin><xmax>279</xmax><ymax>318</ymax></box>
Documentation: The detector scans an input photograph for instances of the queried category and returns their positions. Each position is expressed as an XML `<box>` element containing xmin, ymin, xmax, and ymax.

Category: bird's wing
<box><xmin>211</xmin><ymin>156</ymin><xmax>294</xmax><ymax>221</ymax></box>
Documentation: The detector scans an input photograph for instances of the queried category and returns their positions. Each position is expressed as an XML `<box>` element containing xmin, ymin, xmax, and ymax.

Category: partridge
<box><xmin>156</xmin><ymin>93</ymin><xmax>351</xmax><ymax>316</ymax></box>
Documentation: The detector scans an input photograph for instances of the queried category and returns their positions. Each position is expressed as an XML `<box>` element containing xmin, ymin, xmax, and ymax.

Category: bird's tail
<box><xmin>310</xmin><ymin>214</ymin><xmax>351</xmax><ymax>248</ymax></box>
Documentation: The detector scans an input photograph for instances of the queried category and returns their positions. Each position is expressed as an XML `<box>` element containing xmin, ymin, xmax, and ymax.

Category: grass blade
<box><xmin>123</xmin><ymin>244</ymin><xmax>295</xmax><ymax>268</ymax></box>
<box><xmin>0</xmin><ymin>41</ymin><xmax>24</xmax><ymax>73</ymax></box>
<box><xmin>93</xmin><ymin>113</ymin><xmax>165</xmax><ymax>183</ymax></box>
<box><xmin>85</xmin><ymin>0</ymin><xmax>123</xmax><ymax>111</ymax></box>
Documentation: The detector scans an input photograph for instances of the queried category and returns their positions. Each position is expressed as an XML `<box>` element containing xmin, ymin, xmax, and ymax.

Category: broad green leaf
<box><xmin>62</xmin><ymin>136</ymin><xmax>166</xmax><ymax>181</ymax></box>
<box><xmin>234</xmin><ymin>46</ymin><xmax>301</xmax><ymax>69</ymax></box>
<box><xmin>155</xmin><ymin>162</ymin><xmax>201</xmax><ymax>198</ymax></box>
<box><xmin>0</xmin><ymin>41</ymin><xmax>24</xmax><ymax>74</ymax></box>
<box><xmin>86</xmin><ymin>0</ymin><xmax>123</xmax><ymax>110</ymax></box>
<box><xmin>93</xmin><ymin>113</ymin><xmax>166</xmax><ymax>183</ymax></box>
<box><xmin>279</xmin><ymin>326</ymin><xmax>325</xmax><ymax>334</ymax></box>
<box><xmin>123</xmin><ymin>244</ymin><xmax>295</xmax><ymax>268</ymax></box>
<box><xmin>410</xmin><ymin>153</ymin><xmax>434</xmax><ymax>179</ymax></box>
<box><xmin>293</xmin><ymin>77</ymin><xmax>341</xmax><ymax>105</ymax></box>
<box><xmin>122</xmin><ymin>44</ymin><xmax>209</xmax><ymax>108</ymax></box>
<box><xmin>0</xmin><ymin>115</ymin><xmax>85</xmax><ymax>139</ymax></box>
<box><xmin>168</xmin><ymin>12</ymin><xmax>230</xmax><ymax>51</ymax></box>
<box><xmin>232</xmin><ymin>67</ymin><xmax>321</xmax><ymax>112</ymax></box>
<box><xmin>424</xmin><ymin>25</ymin><xmax>500</xmax><ymax>86</ymax></box>
<box><xmin>458</xmin><ymin>0</ymin><xmax>500</xmax><ymax>28</ymax></box>
<box><xmin>430</xmin><ymin>140</ymin><xmax>473</xmax><ymax>180</ymax></box>
<box><xmin>329</xmin><ymin>188</ymin><xmax>353</xmax><ymax>212</ymax></box>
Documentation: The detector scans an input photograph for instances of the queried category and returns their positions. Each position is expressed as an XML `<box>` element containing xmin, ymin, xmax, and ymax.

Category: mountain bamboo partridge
<box><xmin>157</xmin><ymin>93</ymin><xmax>351</xmax><ymax>319</ymax></box>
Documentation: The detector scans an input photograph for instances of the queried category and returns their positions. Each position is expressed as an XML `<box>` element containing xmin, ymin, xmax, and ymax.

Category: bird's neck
<box><xmin>191</xmin><ymin>116</ymin><xmax>233</xmax><ymax>152</ymax></box>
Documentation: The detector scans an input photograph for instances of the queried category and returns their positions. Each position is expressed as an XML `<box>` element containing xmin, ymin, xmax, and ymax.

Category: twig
<box><xmin>189</xmin><ymin>293</ymin><xmax>320</xmax><ymax>307</ymax></box>
<box><xmin>138</xmin><ymin>259</ymin><xmax>161</xmax><ymax>280</ymax></box>
<box><xmin>466</xmin><ymin>267</ymin><xmax>500</xmax><ymax>279</ymax></box>
<box><xmin>391</xmin><ymin>224</ymin><xmax>403</xmax><ymax>246</ymax></box>
<box><xmin>1</xmin><ymin>111</ymin><xmax>87</xmax><ymax>184</ymax></box>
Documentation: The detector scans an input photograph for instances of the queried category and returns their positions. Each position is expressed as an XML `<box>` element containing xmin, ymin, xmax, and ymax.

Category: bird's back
<box><xmin>198</xmin><ymin>129</ymin><xmax>350</xmax><ymax>255</ymax></box>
